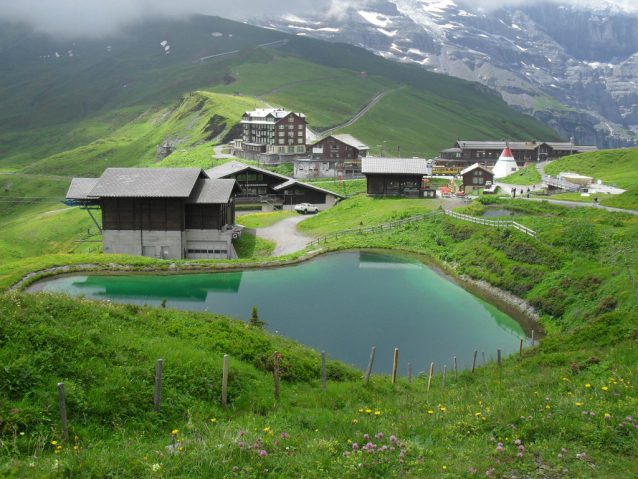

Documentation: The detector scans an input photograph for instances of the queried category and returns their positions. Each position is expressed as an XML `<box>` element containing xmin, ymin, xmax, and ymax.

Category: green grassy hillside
<box><xmin>1</xmin><ymin>14</ymin><xmax>561</xmax><ymax>172</ymax></box>
<box><xmin>545</xmin><ymin>148</ymin><xmax>638</xmax><ymax>210</ymax></box>
<box><xmin>1</xmin><ymin>196</ymin><xmax>637</xmax><ymax>477</ymax></box>
<box><xmin>21</xmin><ymin>92</ymin><xmax>258</xmax><ymax>177</ymax></box>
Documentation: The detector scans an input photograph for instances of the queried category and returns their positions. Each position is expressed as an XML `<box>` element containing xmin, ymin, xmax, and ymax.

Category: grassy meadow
<box><xmin>545</xmin><ymin>148</ymin><xmax>638</xmax><ymax>211</ymax></box>
<box><xmin>1</xmin><ymin>194</ymin><xmax>638</xmax><ymax>477</ymax></box>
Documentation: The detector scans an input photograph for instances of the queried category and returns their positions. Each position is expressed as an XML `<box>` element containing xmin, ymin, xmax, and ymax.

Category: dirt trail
<box><xmin>245</xmin><ymin>215</ymin><xmax>314</xmax><ymax>257</ymax></box>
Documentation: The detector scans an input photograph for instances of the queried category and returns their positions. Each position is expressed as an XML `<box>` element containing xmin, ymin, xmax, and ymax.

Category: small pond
<box><xmin>482</xmin><ymin>208</ymin><xmax>524</xmax><ymax>217</ymax></box>
<box><xmin>28</xmin><ymin>251</ymin><xmax>536</xmax><ymax>374</ymax></box>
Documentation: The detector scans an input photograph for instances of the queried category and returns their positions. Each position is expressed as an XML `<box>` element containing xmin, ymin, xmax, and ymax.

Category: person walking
<box><xmin>594</xmin><ymin>196</ymin><xmax>598</xmax><ymax>206</ymax></box>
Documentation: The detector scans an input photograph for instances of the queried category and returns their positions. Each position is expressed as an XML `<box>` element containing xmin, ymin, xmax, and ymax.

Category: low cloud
<box><xmin>0</xmin><ymin>0</ymin><xmax>634</xmax><ymax>38</ymax></box>
<box><xmin>0</xmin><ymin>0</ymin><xmax>336</xmax><ymax>37</ymax></box>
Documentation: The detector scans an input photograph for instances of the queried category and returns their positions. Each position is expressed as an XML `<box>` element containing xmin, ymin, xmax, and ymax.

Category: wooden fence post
<box><xmin>482</xmin><ymin>350</ymin><xmax>486</xmax><ymax>366</ymax></box>
<box><xmin>365</xmin><ymin>347</ymin><xmax>376</xmax><ymax>385</ymax></box>
<box><xmin>497</xmin><ymin>349</ymin><xmax>502</xmax><ymax>367</ymax></box>
<box><xmin>442</xmin><ymin>365</ymin><xmax>446</xmax><ymax>390</ymax></box>
<box><xmin>531</xmin><ymin>330</ymin><xmax>534</xmax><ymax>346</ymax></box>
<box><xmin>57</xmin><ymin>383</ymin><xmax>68</xmax><ymax>440</ymax></box>
<box><xmin>407</xmin><ymin>363</ymin><xmax>412</xmax><ymax>385</ymax></box>
<box><xmin>273</xmin><ymin>351</ymin><xmax>280</xmax><ymax>400</ymax></box>
<box><xmin>154</xmin><ymin>359</ymin><xmax>163</xmax><ymax>412</ymax></box>
<box><xmin>519</xmin><ymin>338</ymin><xmax>523</xmax><ymax>357</ymax></box>
<box><xmin>454</xmin><ymin>357</ymin><xmax>458</xmax><ymax>381</ymax></box>
<box><xmin>222</xmin><ymin>355</ymin><xmax>229</xmax><ymax>410</ymax></box>
<box><xmin>392</xmin><ymin>348</ymin><xmax>399</xmax><ymax>384</ymax></box>
<box><xmin>427</xmin><ymin>363</ymin><xmax>434</xmax><ymax>391</ymax></box>
<box><xmin>471</xmin><ymin>350</ymin><xmax>477</xmax><ymax>373</ymax></box>
<box><xmin>321</xmin><ymin>351</ymin><xmax>327</xmax><ymax>391</ymax></box>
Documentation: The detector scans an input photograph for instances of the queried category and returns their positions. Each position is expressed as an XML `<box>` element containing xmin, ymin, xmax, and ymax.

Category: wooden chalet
<box><xmin>66</xmin><ymin>168</ymin><xmax>242</xmax><ymax>260</ymax></box>
<box><xmin>460</xmin><ymin>163</ymin><xmax>494</xmax><ymax>194</ymax></box>
<box><xmin>362</xmin><ymin>157</ymin><xmax>433</xmax><ymax>198</ymax></box>
<box><xmin>296</xmin><ymin>134</ymin><xmax>370</xmax><ymax>179</ymax></box>
<box><xmin>205</xmin><ymin>160</ymin><xmax>344</xmax><ymax>211</ymax></box>
<box><xmin>437</xmin><ymin>140</ymin><xmax>598</xmax><ymax>168</ymax></box>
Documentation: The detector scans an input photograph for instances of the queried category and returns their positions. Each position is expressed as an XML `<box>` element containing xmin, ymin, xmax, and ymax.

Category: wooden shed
<box><xmin>66</xmin><ymin>168</ymin><xmax>242</xmax><ymax>260</ymax></box>
<box><xmin>460</xmin><ymin>163</ymin><xmax>494</xmax><ymax>194</ymax></box>
<box><xmin>361</xmin><ymin>157</ymin><xmax>429</xmax><ymax>198</ymax></box>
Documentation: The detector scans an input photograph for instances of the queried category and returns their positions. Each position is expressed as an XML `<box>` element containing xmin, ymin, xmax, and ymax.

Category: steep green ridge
<box><xmin>1</xmin><ymin>197</ymin><xmax>637</xmax><ymax>477</ymax></box>
<box><xmin>21</xmin><ymin>92</ymin><xmax>259</xmax><ymax>177</ymax></box>
<box><xmin>545</xmin><ymin>148</ymin><xmax>638</xmax><ymax>210</ymax></box>
<box><xmin>1</xmin><ymin>14</ymin><xmax>560</xmax><ymax>171</ymax></box>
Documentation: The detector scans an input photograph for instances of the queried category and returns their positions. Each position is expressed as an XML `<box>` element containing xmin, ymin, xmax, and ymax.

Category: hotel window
<box><xmin>297</xmin><ymin>131</ymin><xmax>303</xmax><ymax>136</ymax></box>
<box><xmin>288</xmin><ymin>117</ymin><xmax>294</xmax><ymax>122</ymax></box>
<box><xmin>297</xmin><ymin>146</ymin><xmax>305</xmax><ymax>152</ymax></box>
<box><xmin>278</xmin><ymin>147</ymin><xmax>285</xmax><ymax>152</ymax></box>
<box><xmin>279</xmin><ymin>132</ymin><xmax>284</xmax><ymax>137</ymax></box>
<box><xmin>278</xmin><ymin>139</ymin><xmax>284</xmax><ymax>145</ymax></box>
<box><xmin>298</xmin><ymin>124</ymin><xmax>303</xmax><ymax>129</ymax></box>
<box><xmin>288</xmin><ymin>124</ymin><xmax>294</xmax><ymax>129</ymax></box>
<box><xmin>279</xmin><ymin>125</ymin><xmax>285</xmax><ymax>129</ymax></box>
<box><xmin>297</xmin><ymin>139</ymin><xmax>303</xmax><ymax>144</ymax></box>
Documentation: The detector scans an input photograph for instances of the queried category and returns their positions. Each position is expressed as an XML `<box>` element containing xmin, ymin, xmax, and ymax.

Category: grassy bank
<box><xmin>498</xmin><ymin>164</ymin><xmax>542</xmax><ymax>186</ymax></box>
<box><xmin>544</xmin><ymin>148</ymin><xmax>638</xmax><ymax>211</ymax></box>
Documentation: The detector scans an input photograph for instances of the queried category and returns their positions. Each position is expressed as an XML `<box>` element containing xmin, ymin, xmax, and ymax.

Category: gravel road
<box><xmin>245</xmin><ymin>214</ymin><xmax>314</xmax><ymax>257</ymax></box>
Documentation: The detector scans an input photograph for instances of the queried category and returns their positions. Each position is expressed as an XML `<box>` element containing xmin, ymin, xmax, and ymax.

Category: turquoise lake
<box><xmin>28</xmin><ymin>251</ymin><xmax>535</xmax><ymax>374</ymax></box>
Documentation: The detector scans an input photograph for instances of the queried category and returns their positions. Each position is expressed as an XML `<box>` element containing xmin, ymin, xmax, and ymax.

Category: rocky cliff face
<box><xmin>251</xmin><ymin>0</ymin><xmax>638</xmax><ymax>149</ymax></box>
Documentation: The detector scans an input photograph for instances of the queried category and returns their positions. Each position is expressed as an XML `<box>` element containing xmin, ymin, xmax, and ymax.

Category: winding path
<box><xmin>317</xmin><ymin>86</ymin><xmax>405</xmax><ymax>138</ymax></box>
<box><xmin>245</xmin><ymin>215</ymin><xmax>314</xmax><ymax>257</ymax></box>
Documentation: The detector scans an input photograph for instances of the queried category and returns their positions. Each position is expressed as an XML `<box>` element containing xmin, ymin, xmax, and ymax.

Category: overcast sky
<box><xmin>0</xmin><ymin>0</ymin><xmax>634</xmax><ymax>38</ymax></box>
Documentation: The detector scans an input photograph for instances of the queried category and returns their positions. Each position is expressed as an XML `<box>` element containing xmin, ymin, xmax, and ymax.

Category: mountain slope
<box><xmin>253</xmin><ymin>0</ymin><xmax>638</xmax><ymax>149</ymax></box>
<box><xmin>0</xmin><ymin>14</ymin><xmax>560</xmax><ymax>172</ymax></box>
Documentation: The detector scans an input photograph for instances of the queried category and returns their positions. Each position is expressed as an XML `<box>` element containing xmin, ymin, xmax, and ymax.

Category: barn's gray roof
<box><xmin>272</xmin><ymin>179</ymin><xmax>296</xmax><ymax>190</ymax></box>
<box><xmin>545</xmin><ymin>143</ymin><xmax>598</xmax><ymax>152</ymax></box>
<box><xmin>271</xmin><ymin>179</ymin><xmax>345</xmax><ymax>199</ymax></box>
<box><xmin>362</xmin><ymin>157</ymin><xmax>428</xmax><ymax>175</ymax></box>
<box><xmin>66</xmin><ymin>178</ymin><xmax>99</xmax><ymax>200</ymax></box>
<box><xmin>88</xmin><ymin>168</ymin><xmax>206</xmax><ymax>198</ymax></box>
<box><xmin>329</xmin><ymin>134</ymin><xmax>370</xmax><ymax>150</ymax></box>
<box><xmin>186</xmin><ymin>179</ymin><xmax>241</xmax><ymax>204</ymax></box>
<box><xmin>205</xmin><ymin>160</ymin><xmax>291</xmax><ymax>182</ymax></box>
<box><xmin>455</xmin><ymin>141</ymin><xmax>536</xmax><ymax>151</ymax></box>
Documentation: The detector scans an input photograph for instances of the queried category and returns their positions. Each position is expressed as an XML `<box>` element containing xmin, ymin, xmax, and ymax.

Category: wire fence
<box><xmin>307</xmin><ymin>209</ymin><xmax>537</xmax><ymax>246</ymax></box>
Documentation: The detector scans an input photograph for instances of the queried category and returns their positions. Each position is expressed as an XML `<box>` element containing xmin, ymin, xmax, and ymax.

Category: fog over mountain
<box><xmin>2</xmin><ymin>0</ymin><xmax>637</xmax><ymax>148</ymax></box>
<box><xmin>1</xmin><ymin>0</ymin><xmax>635</xmax><ymax>37</ymax></box>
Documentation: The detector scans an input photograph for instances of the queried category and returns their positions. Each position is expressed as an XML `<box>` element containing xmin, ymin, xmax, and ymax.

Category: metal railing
<box><xmin>443</xmin><ymin>210</ymin><xmax>536</xmax><ymax>238</ymax></box>
<box><xmin>306</xmin><ymin>208</ymin><xmax>537</xmax><ymax>246</ymax></box>
<box><xmin>543</xmin><ymin>176</ymin><xmax>580</xmax><ymax>192</ymax></box>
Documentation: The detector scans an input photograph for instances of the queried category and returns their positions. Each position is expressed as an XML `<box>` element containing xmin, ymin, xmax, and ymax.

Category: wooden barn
<box><xmin>460</xmin><ymin>163</ymin><xmax>494</xmax><ymax>194</ymax></box>
<box><xmin>361</xmin><ymin>157</ymin><xmax>430</xmax><ymax>198</ymax></box>
<box><xmin>205</xmin><ymin>160</ymin><xmax>344</xmax><ymax>211</ymax></box>
<box><xmin>66</xmin><ymin>168</ymin><xmax>242</xmax><ymax>260</ymax></box>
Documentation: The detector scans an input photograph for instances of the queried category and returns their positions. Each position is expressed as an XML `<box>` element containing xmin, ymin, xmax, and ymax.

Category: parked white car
<box><xmin>294</xmin><ymin>203</ymin><xmax>319</xmax><ymax>214</ymax></box>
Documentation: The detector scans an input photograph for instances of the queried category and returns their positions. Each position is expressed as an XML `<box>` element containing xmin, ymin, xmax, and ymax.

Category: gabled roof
<box><xmin>460</xmin><ymin>163</ymin><xmax>493</xmax><ymax>176</ymax></box>
<box><xmin>87</xmin><ymin>168</ymin><xmax>207</xmax><ymax>198</ymax></box>
<box><xmin>326</xmin><ymin>134</ymin><xmax>370</xmax><ymax>150</ymax></box>
<box><xmin>544</xmin><ymin>142</ymin><xmax>598</xmax><ymax>152</ymax></box>
<box><xmin>362</xmin><ymin>157</ymin><xmax>428</xmax><ymax>175</ymax></box>
<box><xmin>455</xmin><ymin>141</ymin><xmax>536</xmax><ymax>151</ymax></box>
<box><xmin>205</xmin><ymin>160</ymin><xmax>291</xmax><ymax>182</ymax></box>
<box><xmin>66</xmin><ymin>178</ymin><xmax>99</xmax><ymax>200</ymax></box>
<box><xmin>271</xmin><ymin>179</ymin><xmax>345</xmax><ymax>199</ymax></box>
<box><xmin>186</xmin><ymin>179</ymin><xmax>242</xmax><ymax>204</ymax></box>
